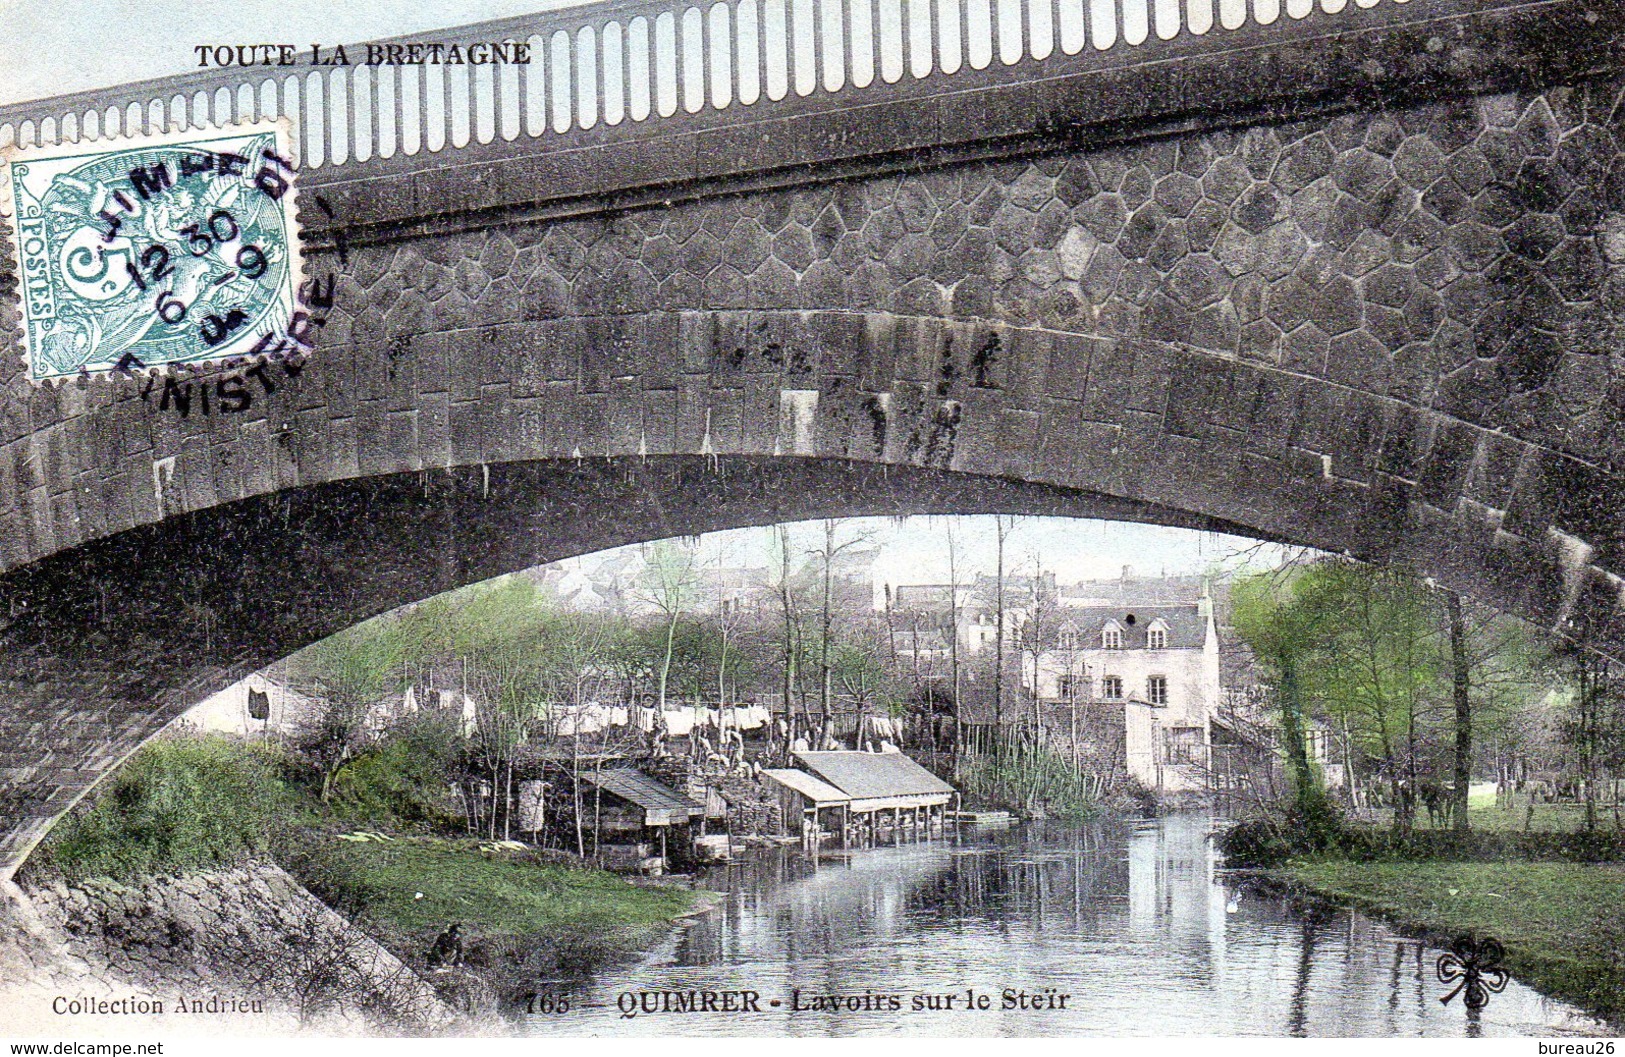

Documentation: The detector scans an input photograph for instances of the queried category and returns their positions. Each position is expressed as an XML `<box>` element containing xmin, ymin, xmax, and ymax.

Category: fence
<box><xmin>1</xmin><ymin>0</ymin><xmax>1435</xmax><ymax>172</ymax></box>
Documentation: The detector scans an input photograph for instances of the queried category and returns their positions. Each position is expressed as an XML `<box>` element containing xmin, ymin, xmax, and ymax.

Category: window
<box><xmin>1102</xmin><ymin>624</ymin><xmax>1122</xmax><ymax>650</ymax></box>
<box><xmin>1165</xmin><ymin>726</ymin><xmax>1203</xmax><ymax>764</ymax></box>
<box><xmin>1147</xmin><ymin>675</ymin><xmax>1169</xmax><ymax>706</ymax></box>
<box><xmin>1147</xmin><ymin>627</ymin><xmax>1166</xmax><ymax>650</ymax></box>
<box><xmin>1058</xmin><ymin>628</ymin><xmax>1078</xmax><ymax>651</ymax></box>
<box><xmin>246</xmin><ymin>688</ymin><xmax>270</xmax><ymax>721</ymax></box>
<box><xmin>1057</xmin><ymin>675</ymin><xmax>1080</xmax><ymax>700</ymax></box>
<box><xmin>1101</xmin><ymin>675</ymin><xmax>1123</xmax><ymax>700</ymax></box>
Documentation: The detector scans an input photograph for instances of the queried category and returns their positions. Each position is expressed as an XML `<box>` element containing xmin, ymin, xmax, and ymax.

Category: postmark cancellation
<box><xmin>1</xmin><ymin>120</ymin><xmax>303</xmax><ymax>384</ymax></box>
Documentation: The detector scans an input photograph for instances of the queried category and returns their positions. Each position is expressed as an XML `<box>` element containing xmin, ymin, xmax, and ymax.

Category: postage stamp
<box><xmin>1</xmin><ymin>121</ymin><xmax>301</xmax><ymax>383</ymax></box>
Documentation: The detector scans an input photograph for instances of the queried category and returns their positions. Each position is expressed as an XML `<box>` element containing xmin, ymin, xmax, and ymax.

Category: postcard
<box><xmin>1</xmin><ymin>0</ymin><xmax>1622</xmax><ymax>1042</ymax></box>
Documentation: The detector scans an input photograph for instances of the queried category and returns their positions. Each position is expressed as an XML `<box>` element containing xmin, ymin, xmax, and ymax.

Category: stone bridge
<box><xmin>0</xmin><ymin>0</ymin><xmax>1623</xmax><ymax>876</ymax></box>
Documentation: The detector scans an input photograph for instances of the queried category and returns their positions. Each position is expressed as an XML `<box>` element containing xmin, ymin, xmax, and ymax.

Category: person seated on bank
<box><xmin>427</xmin><ymin>922</ymin><xmax>465</xmax><ymax>968</ymax></box>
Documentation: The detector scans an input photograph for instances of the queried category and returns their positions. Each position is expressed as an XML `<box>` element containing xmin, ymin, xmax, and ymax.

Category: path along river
<box><xmin>521</xmin><ymin>813</ymin><xmax>1609</xmax><ymax>1037</ymax></box>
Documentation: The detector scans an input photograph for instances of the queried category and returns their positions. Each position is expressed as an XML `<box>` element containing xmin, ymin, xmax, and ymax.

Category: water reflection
<box><xmin>523</xmin><ymin>814</ymin><xmax>1607</xmax><ymax>1037</ymax></box>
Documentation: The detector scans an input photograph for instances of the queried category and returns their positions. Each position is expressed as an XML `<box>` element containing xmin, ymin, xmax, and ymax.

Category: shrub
<box><xmin>1218</xmin><ymin>806</ymin><xmax>1625</xmax><ymax>867</ymax></box>
<box><xmin>1217</xmin><ymin>797</ymin><xmax>1348</xmax><ymax>867</ymax></box>
<box><xmin>1335</xmin><ymin>827</ymin><xmax>1625</xmax><ymax>864</ymax></box>
<box><xmin>1217</xmin><ymin>817</ymin><xmax>1297</xmax><ymax>867</ymax></box>
<box><xmin>28</xmin><ymin>734</ymin><xmax>291</xmax><ymax>883</ymax></box>
<box><xmin>328</xmin><ymin>717</ymin><xmax>463</xmax><ymax>830</ymax></box>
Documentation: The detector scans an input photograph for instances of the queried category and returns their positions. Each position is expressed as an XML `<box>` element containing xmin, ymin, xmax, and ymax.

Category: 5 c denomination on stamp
<box><xmin>2</xmin><ymin>120</ymin><xmax>302</xmax><ymax>383</ymax></box>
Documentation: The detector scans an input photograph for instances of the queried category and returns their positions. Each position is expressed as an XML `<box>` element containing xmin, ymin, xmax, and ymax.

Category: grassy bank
<box><xmin>1270</xmin><ymin>860</ymin><xmax>1625</xmax><ymax>1022</ymax></box>
<box><xmin>24</xmin><ymin>734</ymin><xmax>697</xmax><ymax>985</ymax></box>
<box><xmin>23</xmin><ymin>735</ymin><xmax>294</xmax><ymax>883</ymax></box>
<box><xmin>285</xmin><ymin>834</ymin><xmax>695</xmax><ymax>971</ymax></box>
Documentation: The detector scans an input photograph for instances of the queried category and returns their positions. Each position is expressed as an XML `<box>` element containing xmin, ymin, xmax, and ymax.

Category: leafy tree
<box><xmin>1230</xmin><ymin>565</ymin><xmax>1340</xmax><ymax>842</ymax></box>
<box><xmin>288</xmin><ymin>614</ymin><xmax>422</xmax><ymax>800</ymax></box>
<box><xmin>329</xmin><ymin>715</ymin><xmax>464</xmax><ymax>829</ymax></box>
<box><xmin>1291</xmin><ymin>560</ymin><xmax>1445</xmax><ymax>833</ymax></box>
<box><xmin>1552</xmin><ymin>644</ymin><xmax>1625</xmax><ymax>832</ymax></box>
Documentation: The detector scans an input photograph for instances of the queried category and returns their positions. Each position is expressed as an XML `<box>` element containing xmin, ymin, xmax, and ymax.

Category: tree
<box><xmin>1230</xmin><ymin>564</ymin><xmax>1338</xmax><ymax>840</ymax></box>
<box><xmin>634</xmin><ymin>539</ymin><xmax>701</xmax><ymax>713</ymax></box>
<box><xmin>1288</xmin><ymin>560</ymin><xmax>1445</xmax><ymax>834</ymax></box>
<box><xmin>1017</xmin><ymin>555</ymin><xmax>1064</xmax><ymax>747</ymax></box>
<box><xmin>1447</xmin><ymin>590</ymin><xmax>1472</xmax><ymax>832</ymax></box>
<box><xmin>288</xmin><ymin>616</ymin><xmax>419</xmax><ymax>801</ymax></box>
<box><xmin>808</xmin><ymin>519</ymin><xmax>876</xmax><ymax>746</ymax></box>
<box><xmin>773</xmin><ymin>523</ymin><xmax>804</xmax><ymax>750</ymax></box>
<box><xmin>1439</xmin><ymin>590</ymin><xmax>1547</xmax><ymax>832</ymax></box>
<box><xmin>992</xmin><ymin>514</ymin><xmax>1013</xmax><ymax>734</ymax></box>
<box><xmin>834</xmin><ymin>616</ymin><xmax>906</xmax><ymax>749</ymax></box>
<box><xmin>945</xmin><ymin>520</ymin><xmax>965</xmax><ymax>752</ymax></box>
<box><xmin>465</xmin><ymin>649</ymin><xmax>536</xmax><ymax>840</ymax></box>
<box><xmin>1554</xmin><ymin>644</ymin><xmax>1625</xmax><ymax>832</ymax></box>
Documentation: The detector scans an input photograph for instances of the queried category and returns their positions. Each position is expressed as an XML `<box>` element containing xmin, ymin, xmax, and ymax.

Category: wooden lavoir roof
<box><xmin>762</xmin><ymin>768</ymin><xmax>851</xmax><ymax>805</ymax></box>
<box><xmin>794</xmin><ymin>751</ymin><xmax>955</xmax><ymax>801</ymax></box>
<box><xmin>582</xmin><ymin>767</ymin><xmax>703</xmax><ymax>825</ymax></box>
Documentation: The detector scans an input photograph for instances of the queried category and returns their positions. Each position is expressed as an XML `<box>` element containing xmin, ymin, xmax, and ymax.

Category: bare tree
<box><xmin>811</xmin><ymin>519</ymin><xmax>876</xmax><ymax>742</ymax></box>
<box><xmin>635</xmin><ymin>539</ymin><xmax>701</xmax><ymax>713</ymax></box>
<box><xmin>946</xmin><ymin>521</ymin><xmax>964</xmax><ymax>753</ymax></box>
<box><xmin>534</xmin><ymin>612</ymin><xmax>614</xmax><ymax>856</ymax></box>
<box><xmin>773</xmin><ymin>523</ymin><xmax>804</xmax><ymax>751</ymax></box>
<box><xmin>993</xmin><ymin>514</ymin><xmax>1014</xmax><ymax>735</ymax></box>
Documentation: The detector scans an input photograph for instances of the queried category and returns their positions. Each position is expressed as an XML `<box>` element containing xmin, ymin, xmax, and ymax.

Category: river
<box><xmin>520</xmin><ymin>813</ymin><xmax>1609</xmax><ymax>1036</ymax></box>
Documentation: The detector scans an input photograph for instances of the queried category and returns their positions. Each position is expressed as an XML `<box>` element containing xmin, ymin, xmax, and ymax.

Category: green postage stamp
<box><xmin>2</xmin><ymin>121</ymin><xmax>301</xmax><ymax>383</ymax></box>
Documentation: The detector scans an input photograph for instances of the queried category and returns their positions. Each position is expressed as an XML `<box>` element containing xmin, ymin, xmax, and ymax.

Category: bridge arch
<box><xmin>0</xmin><ymin>446</ymin><xmax>1587</xmax><ymax>878</ymax></box>
<box><xmin>0</xmin><ymin>454</ymin><xmax>1280</xmax><ymax>874</ymax></box>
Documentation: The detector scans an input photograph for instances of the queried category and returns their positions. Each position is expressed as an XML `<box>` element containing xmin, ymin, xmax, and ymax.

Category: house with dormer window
<box><xmin>1022</xmin><ymin>584</ymin><xmax>1223</xmax><ymax>796</ymax></box>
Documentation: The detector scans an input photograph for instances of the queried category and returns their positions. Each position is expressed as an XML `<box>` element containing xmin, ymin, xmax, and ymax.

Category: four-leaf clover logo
<box><xmin>1436</xmin><ymin>936</ymin><xmax>1509</xmax><ymax>1011</ymax></box>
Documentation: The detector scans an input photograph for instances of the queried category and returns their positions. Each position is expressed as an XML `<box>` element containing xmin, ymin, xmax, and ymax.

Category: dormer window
<box><xmin>1059</xmin><ymin>627</ymin><xmax>1078</xmax><ymax>651</ymax></box>
<box><xmin>1147</xmin><ymin>627</ymin><xmax>1166</xmax><ymax>650</ymax></box>
<box><xmin>1102</xmin><ymin>622</ymin><xmax>1123</xmax><ymax>650</ymax></box>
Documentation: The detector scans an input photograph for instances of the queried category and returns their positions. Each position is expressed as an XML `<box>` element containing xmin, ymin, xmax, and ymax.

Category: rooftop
<box><xmin>1056</xmin><ymin>603</ymin><xmax>1209</xmax><ymax>650</ymax></box>
<box><xmin>581</xmin><ymin>768</ymin><xmax>703</xmax><ymax>818</ymax></box>
<box><xmin>794</xmin><ymin>751</ymin><xmax>955</xmax><ymax>800</ymax></box>
<box><xmin>762</xmin><ymin>768</ymin><xmax>851</xmax><ymax>805</ymax></box>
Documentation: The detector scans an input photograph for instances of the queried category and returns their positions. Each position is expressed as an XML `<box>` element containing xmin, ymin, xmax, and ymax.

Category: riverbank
<box><xmin>17</xmin><ymin>734</ymin><xmax>700</xmax><ymax>1023</ymax></box>
<box><xmin>4</xmin><ymin>863</ymin><xmax>459</xmax><ymax>1036</ymax></box>
<box><xmin>1263</xmin><ymin>861</ymin><xmax>1625</xmax><ymax>1026</ymax></box>
<box><xmin>282</xmin><ymin>832</ymin><xmax>697</xmax><ymax>989</ymax></box>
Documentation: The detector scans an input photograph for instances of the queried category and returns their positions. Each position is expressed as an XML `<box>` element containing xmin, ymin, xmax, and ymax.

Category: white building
<box><xmin>1024</xmin><ymin>590</ymin><xmax>1222</xmax><ymax>794</ymax></box>
<box><xmin>183</xmin><ymin>671</ymin><xmax>324</xmax><ymax>737</ymax></box>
